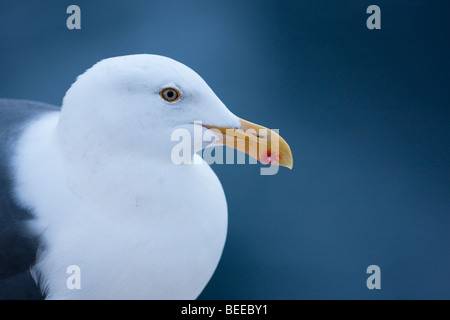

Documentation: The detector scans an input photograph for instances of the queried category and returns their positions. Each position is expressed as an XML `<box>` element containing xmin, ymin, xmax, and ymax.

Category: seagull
<box><xmin>0</xmin><ymin>54</ymin><xmax>293</xmax><ymax>300</ymax></box>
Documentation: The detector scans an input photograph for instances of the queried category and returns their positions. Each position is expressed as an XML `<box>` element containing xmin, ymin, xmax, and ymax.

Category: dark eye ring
<box><xmin>160</xmin><ymin>87</ymin><xmax>180</xmax><ymax>102</ymax></box>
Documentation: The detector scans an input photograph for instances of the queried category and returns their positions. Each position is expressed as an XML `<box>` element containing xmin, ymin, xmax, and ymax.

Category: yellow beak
<box><xmin>204</xmin><ymin>118</ymin><xmax>293</xmax><ymax>169</ymax></box>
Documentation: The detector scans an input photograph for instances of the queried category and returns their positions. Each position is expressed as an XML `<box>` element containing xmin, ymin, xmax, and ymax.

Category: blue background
<box><xmin>1</xmin><ymin>0</ymin><xmax>449</xmax><ymax>299</ymax></box>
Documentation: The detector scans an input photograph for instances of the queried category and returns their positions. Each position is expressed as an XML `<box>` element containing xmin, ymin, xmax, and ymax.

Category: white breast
<box><xmin>13</xmin><ymin>113</ymin><xmax>228</xmax><ymax>299</ymax></box>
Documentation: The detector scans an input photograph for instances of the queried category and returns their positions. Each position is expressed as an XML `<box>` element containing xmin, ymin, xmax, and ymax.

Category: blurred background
<box><xmin>0</xmin><ymin>0</ymin><xmax>449</xmax><ymax>299</ymax></box>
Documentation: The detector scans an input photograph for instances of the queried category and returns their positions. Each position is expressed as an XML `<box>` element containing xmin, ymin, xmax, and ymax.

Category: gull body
<box><xmin>0</xmin><ymin>54</ymin><xmax>292</xmax><ymax>299</ymax></box>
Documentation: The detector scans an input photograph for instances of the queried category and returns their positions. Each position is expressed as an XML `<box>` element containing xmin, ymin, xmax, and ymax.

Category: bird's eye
<box><xmin>160</xmin><ymin>87</ymin><xmax>180</xmax><ymax>102</ymax></box>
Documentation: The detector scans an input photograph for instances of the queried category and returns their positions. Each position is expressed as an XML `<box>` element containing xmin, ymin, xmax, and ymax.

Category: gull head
<box><xmin>57</xmin><ymin>54</ymin><xmax>292</xmax><ymax>168</ymax></box>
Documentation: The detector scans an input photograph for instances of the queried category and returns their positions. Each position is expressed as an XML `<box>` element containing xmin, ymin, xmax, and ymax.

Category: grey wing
<box><xmin>0</xmin><ymin>99</ymin><xmax>60</xmax><ymax>299</ymax></box>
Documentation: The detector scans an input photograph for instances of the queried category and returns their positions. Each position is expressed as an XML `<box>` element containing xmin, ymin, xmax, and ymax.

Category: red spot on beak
<box><xmin>260</xmin><ymin>150</ymin><xmax>280</xmax><ymax>165</ymax></box>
